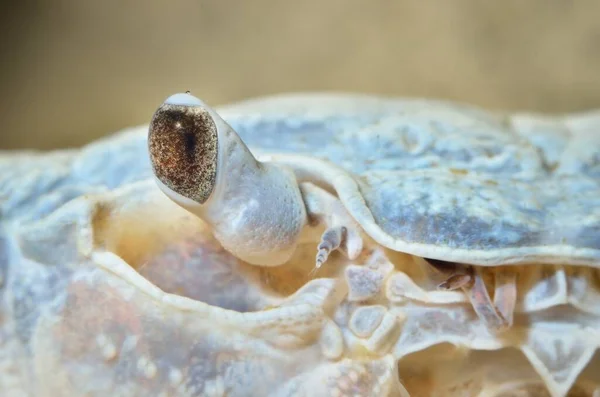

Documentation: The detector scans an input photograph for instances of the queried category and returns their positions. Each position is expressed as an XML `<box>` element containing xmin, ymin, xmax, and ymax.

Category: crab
<box><xmin>1</xmin><ymin>92</ymin><xmax>599</xmax><ymax>397</ymax></box>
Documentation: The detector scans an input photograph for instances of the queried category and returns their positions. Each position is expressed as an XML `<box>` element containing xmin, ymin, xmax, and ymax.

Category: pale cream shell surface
<box><xmin>0</xmin><ymin>94</ymin><xmax>599</xmax><ymax>397</ymax></box>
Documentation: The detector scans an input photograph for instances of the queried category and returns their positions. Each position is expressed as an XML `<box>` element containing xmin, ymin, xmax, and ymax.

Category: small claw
<box><xmin>299</xmin><ymin>182</ymin><xmax>364</xmax><ymax>276</ymax></box>
<box><xmin>424</xmin><ymin>258</ymin><xmax>511</xmax><ymax>331</ymax></box>
<box><xmin>309</xmin><ymin>224</ymin><xmax>364</xmax><ymax>279</ymax></box>
<box><xmin>315</xmin><ymin>226</ymin><xmax>345</xmax><ymax>268</ymax></box>
<box><xmin>424</xmin><ymin>257</ymin><xmax>472</xmax><ymax>290</ymax></box>
<box><xmin>438</xmin><ymin>274</ymin><xmax>472</xmax><ymax>290</ymax></box>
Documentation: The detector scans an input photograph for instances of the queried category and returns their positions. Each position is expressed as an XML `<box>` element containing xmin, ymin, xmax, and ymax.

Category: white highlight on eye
<box><xmin>164</xmin><ymin>92</ymin><xmax>205</xmax><ymax>107</ymax></box>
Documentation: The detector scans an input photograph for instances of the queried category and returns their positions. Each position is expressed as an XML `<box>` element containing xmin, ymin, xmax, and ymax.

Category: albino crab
<box><xmin>1</xmin><ymin>92</ymin><xmax>599</xmax><ymax>396</ymax></box>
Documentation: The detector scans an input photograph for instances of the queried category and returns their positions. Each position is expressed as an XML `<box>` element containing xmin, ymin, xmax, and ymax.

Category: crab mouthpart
<box><xmin>425</xmin><ymin>258</ymin><xmax>514</xmax><ymax>330</ymax></box>
<box><xmin>299</xmin><ymin>182</ymin><xmax>364</xmax><ymax>275</ymax></box>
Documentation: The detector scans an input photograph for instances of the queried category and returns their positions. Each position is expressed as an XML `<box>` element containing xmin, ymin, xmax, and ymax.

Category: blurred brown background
<box><xmin>2</xmin><ymin>1</ymin><xmax>600</xmax><ymax>150</ymax></box>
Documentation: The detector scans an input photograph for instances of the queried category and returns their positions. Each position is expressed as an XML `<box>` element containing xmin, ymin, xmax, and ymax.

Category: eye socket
<box><xmin>148</xmin><ymin>102</ymin><xmax>218</xmax><ymax>204</ymax></box>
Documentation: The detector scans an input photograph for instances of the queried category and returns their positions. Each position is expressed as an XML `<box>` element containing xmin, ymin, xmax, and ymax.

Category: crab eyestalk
<box><xmin>148</xmin><ymin>92</ymin><xmax>307</xmax><ymax>266</ymax></box>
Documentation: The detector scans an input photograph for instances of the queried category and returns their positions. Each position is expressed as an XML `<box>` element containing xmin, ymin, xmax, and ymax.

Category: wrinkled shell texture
<box><xmin>1</xmin><ymin>93</ymin><xmax>599</xmax><ymax>397</ymax></box>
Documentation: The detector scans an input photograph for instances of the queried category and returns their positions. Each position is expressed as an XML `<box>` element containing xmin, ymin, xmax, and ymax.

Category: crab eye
<box><xmin>148</xmin><ymin>93</ymin><xmax>218</xmax><ymax>204</ymax></box>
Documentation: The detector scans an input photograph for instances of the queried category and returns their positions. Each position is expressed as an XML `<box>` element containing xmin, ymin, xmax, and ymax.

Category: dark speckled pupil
<box><xmin>148</xmin><ymin>104</ymin><xmax>218</xmax><ymax>204</ymax></box>
<box><xmin>184</xmin><ymin>131</ymin><xmax>197</xmax><ymax>160</ymax></box>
